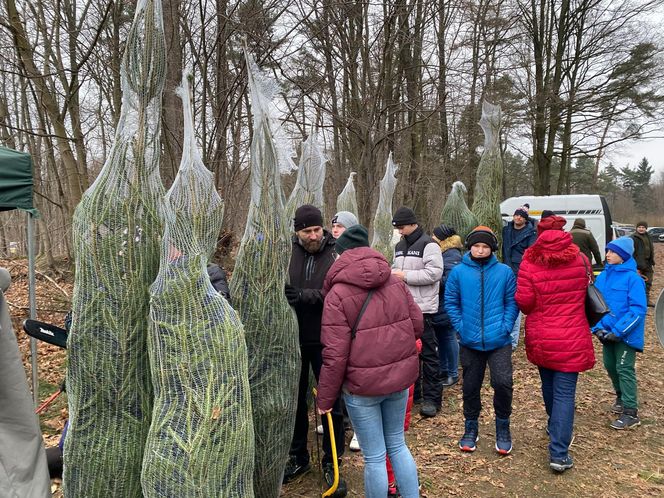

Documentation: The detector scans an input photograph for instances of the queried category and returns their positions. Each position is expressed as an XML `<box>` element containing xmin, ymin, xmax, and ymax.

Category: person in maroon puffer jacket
<box><xmin>516</xmin><ymin>214</ymin><xmax>595</xmax><ymax>474</ymax></box>
<box><xmin>317</xmin><ymin>225</ymin><xmax>423</xmax><ymax>498</ymax></box>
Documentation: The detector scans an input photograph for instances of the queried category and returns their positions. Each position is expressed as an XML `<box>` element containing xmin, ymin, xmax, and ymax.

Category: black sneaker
<box><xmin>442</xmin><ymin>376</ymin><xmax>459</xmax><ymax>387</ymax></box>
<box><xmin>550</xmin><ymin>455</ymin><xmax>573</xmax><ymax>473</ymax></box>
<box><xmin>282</xmin><ymin>456</ymin><xmax>311</xmax><ymax>484</ymax></box>
<box><xmin>322</xmin><ymin>463</ymin><xmax>348</xmax><ymax>497</ymax></box>
<box><xmin>420</xmin><ymin>400</ymin><xmax>439</xmax><ymax>418</ymax></box>
<box><xmin>611</xmin><ymin>396</ymin><xmax>624</xmax><ymax>414</ymax></box>
<box><xmin>611</xmin><ymin>409</ymin><xmax>641</xmax><ymax>430</ymax></box>
<box><xmin>495</xmin><ymin>418</ymin><xmax>512</xmax><ymax>455</ymax></box>
<box><xmin>459</xmin><ymin>419</ymin><xmax>479</xmax><ymax>452</ymax></box>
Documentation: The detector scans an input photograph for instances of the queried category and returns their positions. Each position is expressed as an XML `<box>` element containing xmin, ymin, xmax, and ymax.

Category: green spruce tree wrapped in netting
<box><xmin>336</xmin><ymin>171</ymin><xmax>359</xmax><ymax>218</ymax></box>
<box><xmin>471</xmin><ymin>100</ymin><xmax>504</xmax><ymax>247</ymax></box>
<box><xmin>441</xmin><ymin>181</ymin><xmax>478</xmax><ymax>242</ymax></box>
<box><xmin>229</xmin><ymin>51</ymin><xmax>299</xmax><ymax>498</ymax></box>
<box><xmin>371</xmin><ymin>152</ymin><xmax>399</xmax><ymax>262</ymax></box>
<box><xmin>141</xmin><ymin>72</ymin><xmax>254</xmax><ymax>497</ymax></box>
<box><xmin>285</xmin><ymin>128</ymin><xmax>326</xmax><ymax>221</ymax></box>
<box><xmin>64</xmin><ymin>1</ymin><xmax>166</xmax><ymax>495</ymax></box>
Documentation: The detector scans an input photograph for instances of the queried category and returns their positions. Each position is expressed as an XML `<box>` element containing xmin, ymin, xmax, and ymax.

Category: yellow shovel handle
<box><xmin>312</xmin><ymin>388</ymin><xmax>339</xmax><ymax>498</ymax></box>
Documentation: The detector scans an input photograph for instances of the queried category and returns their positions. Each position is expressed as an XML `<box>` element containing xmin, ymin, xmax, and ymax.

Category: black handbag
<box><xmin>580</xmin><ymin>255</ymin><xmax>610</xmax><ymax>326</ymax></box>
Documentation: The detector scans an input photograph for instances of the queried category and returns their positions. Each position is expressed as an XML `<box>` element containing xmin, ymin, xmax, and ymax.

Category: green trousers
<box><xmin>603</xmin><ymin>342</ymin><xmax>638</xmax><ymax>409</ymax></box>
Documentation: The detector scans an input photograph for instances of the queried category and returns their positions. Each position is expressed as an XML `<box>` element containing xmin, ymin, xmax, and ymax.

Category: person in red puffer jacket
<box><xmin>516</xmin><ymin>213</ymin><xmax>595</xmax><ymax>474</ymax></box>
<box><xmin>317</xmin><ymin>225</ymin><xmax>423</xmax><ymax>498</ymax></box>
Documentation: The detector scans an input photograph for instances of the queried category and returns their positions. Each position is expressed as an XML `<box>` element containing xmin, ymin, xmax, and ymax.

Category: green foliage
<box><xmin>336</xmin><ymin>171</ymin><xmax>359</xmax><ymax>219</ymax></box>
<box><xmin>371</xmin><ymin>154</ymin><xmax>398</xmax><ymax>262</ymax></box>
<box><xmin>620</xmin><ymin>158</ymin><xmax>653</xmax><ymax>213</ymax></box>
<box><xmin>440</xmin><ymin>181</ymin><xmax>478</xmax><ymax>241</ymax></box>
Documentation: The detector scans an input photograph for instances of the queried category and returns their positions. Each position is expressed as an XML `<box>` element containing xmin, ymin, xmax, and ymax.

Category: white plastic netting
<box><xmin>440</xmin><ymin>181</ymin><xmax>478</xmax><ymax>241</ymax></box>
<box><xmin>64</xmin><ymin>1</ymin><xmax>166</xmax><ymax>495</ymax></box>
<box><xmin>336</xmin><ymin>171</ymin><xmax>359</xmax><ymax>218</ymax></box>
<box><xmin>471</xmin><ymin>100</ymin><xmax>504</xmax><ymax>244</ymax></box>
<box><xmin>285</xmin><ymin>128</ymin><xmax>326</xmax><ymax>221</ymax></box>
<box><xmin>141</xmin><ymin>72</ymin><xmax>254</xmax><ymax>497</ymax></box>
<box><xmin>229</xmin><ymin>51</ymin><xmax>299</xmax><ymax>498</ymax></box>
<box><xmin>371</xmin><ymin>153</ymin><xmax>399</xmax><ymax>262</ymax></box>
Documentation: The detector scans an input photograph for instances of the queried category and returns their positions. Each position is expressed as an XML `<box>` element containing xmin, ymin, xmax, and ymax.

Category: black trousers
<box><xmin>460</xmin><ymin>344</ymin><xmax>513</xmax><ymax>420</ymax></box>
<box><xmin>420</xmin><ymin>314</ymin><xmax>444</xmax><ymax>406</ymax></box>
<box><xmin>290</xmin><ymin>344</ymin><xmax>345</xmax><ymax>466</ymax></box>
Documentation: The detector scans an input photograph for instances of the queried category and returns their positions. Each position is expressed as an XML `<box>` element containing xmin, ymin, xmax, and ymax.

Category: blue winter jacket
<box><xmin>502</xmin><ymin>221</ymin><xmax>537</xmax><ymax>274</ymax></box>
<box><xmin>591</xmin><ymin>258</ymin><xmax>646</xmax><ymax>351</ymax></box>
<box><xmin>432</xmin><ymin>246</ymin><xmax>463</xmax><ymax>329</ymax></box>
<box><xmin>445</xmin><ymin>253</ymin><xmax>519</xmax><ymax>351</ymax></box>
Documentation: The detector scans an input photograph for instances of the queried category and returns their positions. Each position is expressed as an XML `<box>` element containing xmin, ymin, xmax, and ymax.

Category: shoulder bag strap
<box><xmin>351</xmin><ymin>290</ymin><xmax>375</xmax><ymax>340</ymax></box>
<box><xmin>579</xmin><ymin>253</ymin><xmax>592</xmax><ymax>283</ymax></box>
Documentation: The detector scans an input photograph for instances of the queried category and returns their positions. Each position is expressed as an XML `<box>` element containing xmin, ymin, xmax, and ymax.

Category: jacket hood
<box><xmin>524</xmin><ymin>230</ymin><xmax>579</xmax><ymax>266</ymax></box>
<box><xmin>326</xmin><ymin>246</ymin><xmax>391</xmax><ymax>289</ymax></box>
<box><xmin>437</xmin><ymin>234</ymin><xmax>463</xmax><ymax>253</ymax></box>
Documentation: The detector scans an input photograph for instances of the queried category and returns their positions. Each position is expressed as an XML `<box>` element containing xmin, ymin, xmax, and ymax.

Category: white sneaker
<box><xmin>349</xmin><ymin>432</ymin><xmax>361</xmax><ymax>452</ymax></box>
<box><xmin>316</xmin><ymin>424</ymin><xmax>324</xmax><ymax>435</ymax></box>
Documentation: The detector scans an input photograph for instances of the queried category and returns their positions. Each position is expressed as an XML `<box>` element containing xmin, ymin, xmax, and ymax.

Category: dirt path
<box><xmin>7</xmin><ymin>245</ymin><xmax>664</xmax><ymax>497</ymax></box>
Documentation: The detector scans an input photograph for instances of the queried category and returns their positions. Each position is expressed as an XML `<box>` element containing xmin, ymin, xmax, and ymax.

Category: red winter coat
<box><xmin>516</xmin><ymin>229</ymin><xmax>595</xmax><ymax>373</ymax></box>
<box><xmin>316</xmin><ymin>247</ymin><xmax>424</xmax><ymax>411</ymax></box>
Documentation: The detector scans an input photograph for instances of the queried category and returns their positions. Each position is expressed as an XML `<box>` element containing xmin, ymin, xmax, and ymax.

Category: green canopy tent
<box><xmin>0</xmin><ymin>146</ymin><xmax>41</xmax><ymax>402</ymax></box>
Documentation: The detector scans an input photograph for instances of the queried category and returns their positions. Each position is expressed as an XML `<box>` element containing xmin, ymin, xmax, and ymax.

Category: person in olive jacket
<box><xmin>569</xmin><ymin>218</ymin><xmax>602</xmax><ymax>266</ymax></box>
<box><xmin>631</xmin><ymin>221</ymin><xmax>655</xmax><ymax>305</ymax></box>
<box><xmin>317</xmin><ymin>225</ymin><xmax>423</xmax><ymax>498</ymax></box>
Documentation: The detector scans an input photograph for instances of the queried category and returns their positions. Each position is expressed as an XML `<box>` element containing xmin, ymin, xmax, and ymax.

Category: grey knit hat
<box><xmin>331</xmin><ymin>211</ymin><xmax>358</xmax><ymax>229</ymax></box>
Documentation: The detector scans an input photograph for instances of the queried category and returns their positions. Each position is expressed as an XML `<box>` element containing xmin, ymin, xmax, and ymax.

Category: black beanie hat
<box><xmin>392</xmin><ymin>206</ymin><xmax>418</xmax><ymax>226</ymax></box>
<box><xmin>465</xmin><ymin>226</ymin><xmax>498</xmax><ymax>252</ymax></box>
<box><xmin>433</xmin><ymin>224</ymin><xmax>456</xmax><ymax>241</ymax></box>
<box><xmin>541</xmin><ymin>210</ymin><xmax>555</xmax><ymax>219</ymax></box>
<box><xmin>636</xmin><ymin>220</ymin><xmax>648</xmax><ymax>229</ymax></box>
<box><xmin>336</xmin><ymin>225</ymin><xmax>370</xmax><ymax>255</ymax></box>
<box><xmin>293</xmin><ymin>204</ymin><xmax>323</xmax><ymax>231</ymax></box>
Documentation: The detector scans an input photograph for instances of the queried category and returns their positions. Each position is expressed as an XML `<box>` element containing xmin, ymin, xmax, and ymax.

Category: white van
<box><xmin>500</xmin><ymin>194</ymin><xmax>614</xmax><ymax>255</ymax></box>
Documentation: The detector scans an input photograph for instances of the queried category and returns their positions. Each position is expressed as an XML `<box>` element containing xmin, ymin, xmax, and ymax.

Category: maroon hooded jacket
<box><xmin>316</xmin><ymin>247</ymin><xmax>423</xmax><ymax>411</ymax></box>
<box><xmin>516</xmin><ymin>223</ymin><xmax>595</xmax><ymax>373</ymax></box>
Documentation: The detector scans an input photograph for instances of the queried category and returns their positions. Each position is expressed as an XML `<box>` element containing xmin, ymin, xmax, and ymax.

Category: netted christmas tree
<box><xmin>471</xmin><ymin>100</ymin><xmax>504</xmax><ymax>246</ymax></box>
<box><xmin>64</xmin><ymin>1</ymin><xmax>166</xmax><ymax>495</ymax></box>
<box><xmin>285</xmin><ymin>128</ymin><xmax>326</xmax><ymax>221</ymax></box>
<box><xmin>141</xmin><ymin>72</ymin><xmax>254</xmax><ymax>497</ymax></box>
<box><xmin>371</xmin><ymin>153</ymin><xmax>399</xmax><ymax>262</ymax></box>
<box><xmin>229</xmin><ymin>51</ymin><xmax>299</xmax><ymax>498</ymax></box>
<box><xmin>336</xmin><ymin>171</ymin><xmax>359</xmax><ymax>218</ymax></box>
<box><xmin>441</xmin><ymin>181</ymin><xmax>478</xmax><ymax>242</ymax></box>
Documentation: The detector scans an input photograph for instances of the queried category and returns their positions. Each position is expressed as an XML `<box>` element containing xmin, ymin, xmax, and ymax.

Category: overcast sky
<box><xmin>612</xmin><ymin>137</ymin><xmax>664</xmax><ymax>178</ymax></box>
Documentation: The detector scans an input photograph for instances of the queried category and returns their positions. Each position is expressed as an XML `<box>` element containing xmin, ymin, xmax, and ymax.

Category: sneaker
<box><xmin>316</xmin><ymin>424</ymin><xmax>324</xmax><ymax>435</ymax></box>
<box><xmin>611</xmin><ymin>409</ymin><xmax>641</xmax><ymax>430</ymax></box>
<box><xmin>442</xmin><ymin>376</ymin><xmax>459</xmax><ymax>387</ymax></box>
<box><xmin>282</xmin><ymin>456</ymin><xmax>311</xmax><ymax>484</ymax></box>
<box><xmin>322</xmin><ymin>463</ymin><xmax>348</xmax><ymax>498</ymax></box>
<box><xmin>550</xmin><ymin>455</ymin><xmax>574</xmax><ymax>473</ymax></box>
<box><xmin>349</xmin><ymin>432</ymin><xmax>361</xmax><ymax>452</ymax></box>
<box><xmin>420</xmin><ymin>400</ymin><xmax>439</xmax><ymax>418</ymax></box>
<box><xmin>459</xmin><ymin>419</ymin><xmax>479</xmax><ymax>452</ymax></box>
<box><xmin>611</xmin><ymin>396</ymin><xmax>624</xmax><ymax>414</ymax></box>
<box><xmin>495</xmin><ymin>418</ymin><xmax>512</xmax><ymax>455</ymax></box>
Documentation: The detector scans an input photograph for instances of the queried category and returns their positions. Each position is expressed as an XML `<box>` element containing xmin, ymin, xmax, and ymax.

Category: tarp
<box><xmin>0</xmin><ymin>269</ymin><xmax>50</xmax><ymax>497</ymax></box>
<box><xmin>0</xmin><ymin>146</ymin><xmax>39</xmax><ymax>217</ymax></box>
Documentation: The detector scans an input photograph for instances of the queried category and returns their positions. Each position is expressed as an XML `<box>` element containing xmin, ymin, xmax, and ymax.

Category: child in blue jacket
<box><xmin>445</xmin><ymin>226</ymin><xmax>518</xmax><ymax>455</ymax></box>
<box><xmin>592</xmin><ymin>236</ymin><xmax>647</xmax><ymax>429</ymax></box>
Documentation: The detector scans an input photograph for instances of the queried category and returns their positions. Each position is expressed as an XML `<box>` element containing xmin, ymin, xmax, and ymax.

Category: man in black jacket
<box><xmin>632</xmin><ymin>221</ymin><xmax>656</xmax><ymax>306</ymax></box>
<box><xmin>283</xmin><ymin>204</ymin><xmax>346</xmax><ymax>496</ymax></box>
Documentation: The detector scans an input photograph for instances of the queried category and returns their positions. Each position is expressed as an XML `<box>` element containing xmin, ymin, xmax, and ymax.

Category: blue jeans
<box><xmin>344</xmin><ymin>389</ymin><xmax>419</xmax><ymax>498</ymax></box>
<box><xmin>538</xmin><ymin>367</ymin><xmax>578</xmax><ymax>460</ymax></box>
<box><xmin>435</xmin><ymin>323</ymin><xmax>459</xmax><ymax>379</ymax></box>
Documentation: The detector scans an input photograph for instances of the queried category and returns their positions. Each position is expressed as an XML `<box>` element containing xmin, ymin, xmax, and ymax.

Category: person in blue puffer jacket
<box><xmin>445</xmin><ymin>226</ymin><xmax>519</xmax><ymax>456</ymax></box>
<box><xmin>591</xmin><ymin>236</ymin><xmax>646</xmax><ymax>431</ymax></box>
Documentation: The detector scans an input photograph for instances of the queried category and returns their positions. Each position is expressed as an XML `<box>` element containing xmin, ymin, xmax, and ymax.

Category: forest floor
<box><xmin>6</xmin><ymin>245</ymin><xmax>664</xmax><ymax>497</ymax></box>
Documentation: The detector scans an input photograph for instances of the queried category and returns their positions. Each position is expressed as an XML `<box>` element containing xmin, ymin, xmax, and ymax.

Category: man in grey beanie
<box><xmin>331</xmin><ymin>211</ymin><xmax>359</xmax><ymax>239</ymax></box>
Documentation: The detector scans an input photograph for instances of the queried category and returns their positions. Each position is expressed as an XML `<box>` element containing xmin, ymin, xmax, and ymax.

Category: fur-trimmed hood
<box><xmin>523</xmin><ymin>230</ymin><xmax>580</xmax><ymax>267</ymax></box>
<box><xmin>436</xmin><ymin>234</ymin><xmax>463</xmax><ymax>253</ymax></box>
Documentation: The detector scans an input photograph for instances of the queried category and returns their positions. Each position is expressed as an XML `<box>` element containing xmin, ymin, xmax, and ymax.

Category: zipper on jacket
<box><xmin>481</xmin><ymin>265</ymin><xmax>485</xmax><ymax>350</ymax></box>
